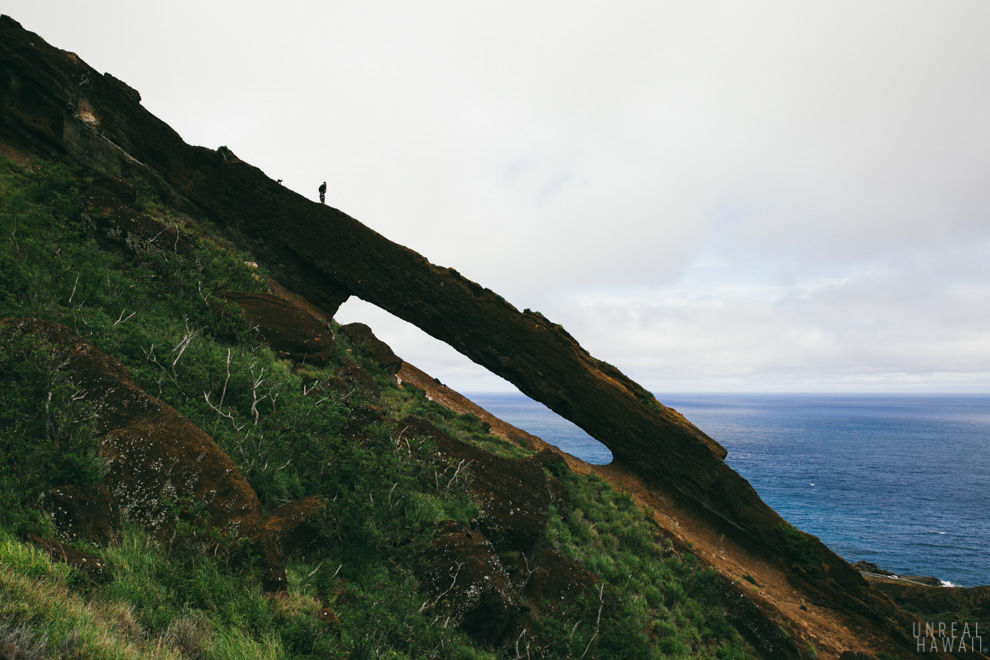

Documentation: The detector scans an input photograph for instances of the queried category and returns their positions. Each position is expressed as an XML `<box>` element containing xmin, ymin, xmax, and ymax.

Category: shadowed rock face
<box><xmin>220</xmin><ymin>291</ymin><xmax>335</xmax><ymax>365</ymax></box>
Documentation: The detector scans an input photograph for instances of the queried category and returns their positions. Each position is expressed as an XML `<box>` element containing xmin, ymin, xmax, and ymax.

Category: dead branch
<box><xmin>578</xmin><ymin>582</ymin><xmax>606</xmax><ymax>660</ymax></box>
<box><xmin>67</xmin><ymin>272</ymin><xmax>80</xmax><ymax>305</ymax></box>
<box><xmin>113</xmin><ymin>308</ymin><xmax>136</xmax><ymax>326</ymax></box>
<box><xmin>171</xmin><ymin>319</ymin><xmax>202</xmax><ymax>377</ymax></box>
<box><xmin>445</xmin><ymin>459</ymin><xmax>473</xmax><ymax>492</ymax></box>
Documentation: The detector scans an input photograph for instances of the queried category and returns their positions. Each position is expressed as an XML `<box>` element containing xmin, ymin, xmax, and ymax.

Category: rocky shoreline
<box><xmin>852</xmin><ymin>560</ymin><xmax>945</xmax><ymax>587</ymax></box>
<box><xmin>853</xmin><ymin>560</ymin><xmax>990</xmax><ymax>637</ymax></box>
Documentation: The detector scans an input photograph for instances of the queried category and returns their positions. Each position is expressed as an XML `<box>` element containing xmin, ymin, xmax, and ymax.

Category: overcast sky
<box><xmin>7</xmin><ymin>1</ymin><xmax>990</xmax><ymax>393</ymax></box>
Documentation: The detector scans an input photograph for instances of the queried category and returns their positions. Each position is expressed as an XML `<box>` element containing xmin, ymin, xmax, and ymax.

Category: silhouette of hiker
<box><xmin>318</xmin><ymin>181</ymin><xmax>327</xmax><ymax>204</ymax></box>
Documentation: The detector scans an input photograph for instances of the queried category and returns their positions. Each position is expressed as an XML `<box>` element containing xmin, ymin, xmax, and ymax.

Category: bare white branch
<box><xmin>113</xmin><ymin>309</ymin><xmax>136</xmax><ymax>326</ymax></box>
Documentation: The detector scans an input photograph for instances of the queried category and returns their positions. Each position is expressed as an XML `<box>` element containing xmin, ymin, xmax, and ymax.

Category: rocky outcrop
<box><xmin>401</xmin><ymin>415</ymin><xmax>600</xmax><ymax>647</ymax></box>
<box><xmin>0</xmin><ymin>318</ymin><xmax>316</xmax><ymax>592</ymax></box>
<box><xmin>220</xmin><ymin>291</ymin><xmax>335</xmax><ymax>365</ymax></box>
<box><xmin>852</xmin><ymin>560</ymin><xmax>942</xmax><ymax>587</ymax></box>
<box><xmin>415</xmin><ymin>525</ymin><xmax>521</xmax><ymax>646</ymax></box>
<box><xmin>871</xmin><ymin>581</ymin><xmax>990</xmax><ymax>633</ymax></box>
<box><xmin>340</xmin><ymin>323</ymin><xmax>403</xmax><ymax>375</ymax></box>
<box><xmin>44</xmin><ymin>483</ymin><xmax>120</xmax><ymax>546</ymax></box>
<box><xmin>402</xmin><ymin>415</ymin><xmax>551</xmax><ymax>554</ymax></box>
<box><xmin>0</xmin><ymin>15</ymin><xmax>758</xmax><ymax>550</ymax></box>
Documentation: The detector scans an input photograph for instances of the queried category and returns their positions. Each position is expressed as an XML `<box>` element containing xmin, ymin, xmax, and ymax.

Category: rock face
<box><xmin>45</xmin><ymin>484</ymin><xmax>121</xmax><ymax>545</ymax></box>
<box><xmin>401</xmin><ymin>415</ymin><xmax>552</xmax><ymax>554</ymax></box>
<box><xmin>0</xmin><ymin>318</ymin><xmax>311</xmax><ymax>592</ymax></box>
<box><xmin>220</xmin><ymin>291</ymin><xmax>335</xmax><ymax>365</ymax></box>
<box><xmin>415</xmin><ymin>526</ymin><xmax>520</xmax><ymax>646</ymax></box>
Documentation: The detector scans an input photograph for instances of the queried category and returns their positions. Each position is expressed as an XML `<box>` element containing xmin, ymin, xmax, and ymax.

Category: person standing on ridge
<box><xmin>318</xmin><ymin>181</ymin><xmax>327</xmax><ymax>204</ymax></box>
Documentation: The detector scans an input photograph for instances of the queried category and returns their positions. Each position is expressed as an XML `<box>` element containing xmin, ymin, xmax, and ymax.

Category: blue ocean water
<box><xmin>467</xmin><ymin>392</ymin><xmax>990</xmax><ymax>587</ymax></box>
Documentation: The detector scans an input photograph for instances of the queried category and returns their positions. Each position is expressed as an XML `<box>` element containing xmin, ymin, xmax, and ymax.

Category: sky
<box><xmin>6</xmin><ymin>1</ymin><xmax>990</xmax><ymax>393</ymax></box>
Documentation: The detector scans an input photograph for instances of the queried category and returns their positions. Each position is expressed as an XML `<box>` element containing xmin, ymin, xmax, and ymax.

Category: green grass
<box><xmin>537</xmin><ymin>471</ymin><xmax>754</xmax><ymax>658</ymax></box>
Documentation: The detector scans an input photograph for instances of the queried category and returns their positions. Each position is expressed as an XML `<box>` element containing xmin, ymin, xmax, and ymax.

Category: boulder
<box><xmin>401</xmin><ymin>416</ymin><xmax>552</xmax><ymax>554</ymax></box>
<box><xmin>45</xmin><ymin>483</ymin><xmax>121</xmax><ymax>545</ymax></box>
<box><xmin>340</xmin><ymin>323</ymin><xmax>402</xmax><ymax>375</ymax></box>
<box><xmin>415</xmin><ymin>526</ymin><xmax>519</xmax><ymax>646</ymax></box>
<box><xmin>220</xmin><ymin>291</ymin><xmax>334</xmax><ymax>365</ymax></box>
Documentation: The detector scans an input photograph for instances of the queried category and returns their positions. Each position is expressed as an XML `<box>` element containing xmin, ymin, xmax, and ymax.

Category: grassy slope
<box><xmin>0</xmin><ymin>156</ymin><xmax>759</xmax><ymax>659</ymax></box>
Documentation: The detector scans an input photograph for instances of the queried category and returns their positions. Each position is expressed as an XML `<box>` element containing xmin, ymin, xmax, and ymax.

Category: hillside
<box><xmin>0</xmin><ymin>14</ymin><xmax>981</xmax><ymax>659</ymax></box>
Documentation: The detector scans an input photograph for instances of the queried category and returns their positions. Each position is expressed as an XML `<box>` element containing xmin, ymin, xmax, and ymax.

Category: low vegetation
<box><xmin>0</xmin><ymin>156</ymin><xmax>758</xmax><ymax>658</ymax></box>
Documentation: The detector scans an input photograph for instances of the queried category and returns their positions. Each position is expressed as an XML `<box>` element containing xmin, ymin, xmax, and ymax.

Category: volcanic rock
<box><xmin>401</xmin><ymin>416</ymin><xmax>552</xmax><ymax>554</ymax></box>
<box><xmin>415</xmin><ymin>526</ymin><xmax>519</xmax><ymax>646</ymax></box>
<box><xmin>220</xmin><ymin>290</ymin><xmax>334</xmax><ymax>365</ymax></box>
<box><xmin>44</xmin><ymin>483</ymin><xmax>121</xmax><ymax>545</ymax></box>
<box><xmin>340</xmin><ymin>322</ymin><xmax>402</xmax><ymax>375</ymax></box>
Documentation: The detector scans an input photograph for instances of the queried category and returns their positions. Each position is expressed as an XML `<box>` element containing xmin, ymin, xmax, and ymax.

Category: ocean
<box><xmin>466</xmin><ymin>392</ymin><xmax>990</xmax><ymax>587</ymax></box>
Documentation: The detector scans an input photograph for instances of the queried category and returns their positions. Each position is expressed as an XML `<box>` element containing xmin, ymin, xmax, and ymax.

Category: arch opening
<box><xmin>335</xmin><ymin>298</ymin><xmax>613</xmax><ymax>464</ymax></box>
